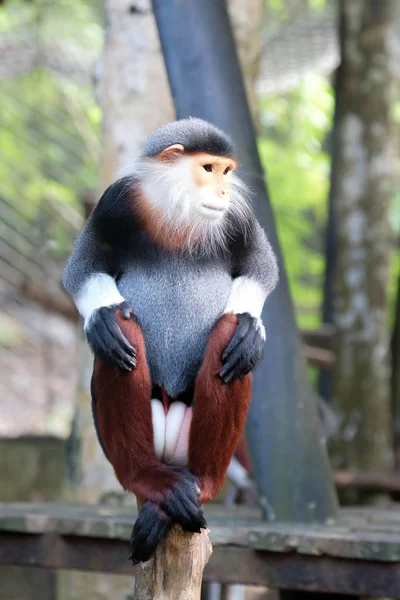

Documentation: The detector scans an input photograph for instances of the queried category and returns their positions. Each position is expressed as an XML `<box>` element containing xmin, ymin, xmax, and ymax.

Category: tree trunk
<box><xmin>331</xmin><ymin>0</ymin><xmax>393</xmax><ymax>473</ymax></box>
<box><xmin>319</xmin><ymin>64</ymin><xmax>341</xmax><ymax>403</ymax></box>
<box><xmin>227</xmin><ymin>0</ymin><xmax>264</xmax><ymax>125</ymax></box>
<box><xmin>391</xmin><ymin>272</ymin><xmax>400</xmax><ymax>469</ymax></box>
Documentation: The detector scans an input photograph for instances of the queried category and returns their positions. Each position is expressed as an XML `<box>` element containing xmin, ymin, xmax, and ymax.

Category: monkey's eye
<box><xmin>203</xmin><ymin>164</ymin><xmax>213</xmax><ymax>172</ymax></box>
<box><xmin>223</xmin><ymin>167</ymin><xmax>231</xmax><ymax>175</ymax></box>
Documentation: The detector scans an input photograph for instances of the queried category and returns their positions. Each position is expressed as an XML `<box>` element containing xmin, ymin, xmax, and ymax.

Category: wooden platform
<box><xmin>1</xmin><ymin>502</ymin><xmax>400</xmax><ymax>596</ymax></box>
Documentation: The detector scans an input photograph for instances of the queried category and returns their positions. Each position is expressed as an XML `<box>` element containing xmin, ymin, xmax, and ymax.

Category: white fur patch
<box><xmin>164</xmin><ymin>401</ymin><xmax>186</xmax><ymax>464</ymax></box>
<box><xmin>256</xmin><ymin>319</ymin><xmax>266</xmax><ymax>341</ymax></box>
<box><xmin>124</xmin><ymin>158</ymin><xmax>251</xmax><ymax>256</ymax></box>
<box><xmin>150</xmin><ymin>400</ymin><xmax>190</xmax><ymax>466</ymax></box>
<box><xmin>224</xmin><ymin>276</ymin><xmax>266</xmax><ymax>319</ymax></box>
<box><xmin>151</xmin><ymin>399</ymin><xmax>166</xmax><ymax>461</ymax></box>
<box><xmin>226</xmin><ymin>456</ymin><xmax>252</xmax><ymax>489</ymax></box>
<box><xmin>75</xmin><ymin>273</ymin><xmax>125</xmax><ymax>323</ymax></box>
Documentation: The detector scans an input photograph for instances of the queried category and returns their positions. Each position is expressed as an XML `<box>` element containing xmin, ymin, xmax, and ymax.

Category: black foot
<box><xmin>128</xmin><ymin>471</ymin><xmax>207</xmax><ymax>565</ymax></box>
<box><xmin>129</xmin><ymin>501</ymin><xmax>172</xmax><ymax>565</ymax></box>
<box><xmin>161</xmin><ymin>470</ymin><xmax>207</xmax><ymax>533</ymax></box>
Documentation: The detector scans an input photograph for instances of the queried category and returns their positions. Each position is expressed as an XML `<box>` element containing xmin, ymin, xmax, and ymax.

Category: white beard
<box><xmin>122</xmin><ymin>157</ymin><xmax>252</xmax><ymax>255</ymax></box>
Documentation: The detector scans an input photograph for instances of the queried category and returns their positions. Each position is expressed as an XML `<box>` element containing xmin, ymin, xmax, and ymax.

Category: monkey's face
<box><xmin>154</xmin><ymin>144</ymin><xmax>237</xmax><ymax>223</ymax></box>
<box><xmin>190</xmin><ymin>153</ymin><xmax>236</xmax><ymax>220</ymax></box>
<box><xmin>135</xmin><ymin>144</ymin><xmax>249</xmax><ymax>252</ymax></box>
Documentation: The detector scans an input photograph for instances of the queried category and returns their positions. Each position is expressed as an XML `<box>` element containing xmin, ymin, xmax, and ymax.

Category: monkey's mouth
<box><xmin>201</xmin><ymin>203</ymin><xmax>226</xmax><ymax>213</ymax></box>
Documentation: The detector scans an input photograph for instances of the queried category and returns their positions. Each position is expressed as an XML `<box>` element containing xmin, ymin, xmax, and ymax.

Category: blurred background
<box><xmin>1</xmin><ymin>0</ymin><xmax>400</xmax><ymax>598</ymax></box>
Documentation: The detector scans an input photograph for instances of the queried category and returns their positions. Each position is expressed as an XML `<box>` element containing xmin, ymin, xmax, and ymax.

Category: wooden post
<box><xmin>133</xmin><ymin>527</ymin><xmax>212</xmax><ymax>600</ymax></box>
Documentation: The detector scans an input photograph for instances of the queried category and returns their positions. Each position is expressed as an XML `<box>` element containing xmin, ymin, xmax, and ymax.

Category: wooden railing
<box><xmin>2</xmin><ymin>502</ymin><xmax>400</xmax><ymax>597</ymax></box>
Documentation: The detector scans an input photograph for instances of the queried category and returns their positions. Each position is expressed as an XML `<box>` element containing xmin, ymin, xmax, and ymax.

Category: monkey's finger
<box><xmin>220</xmin><ymin>329</ymin><xmax>258</xmax><ymax>382</ymax></box>
<box><xmin>106</xmin><ymin>338</ymin><xmax>136</xmax><ymax>371</ymax></box>
<box><xmin>106</xmin><ymin>334</ymin><xmax>137</xmax><ymax>369</ymax></box>
<box><xmin>220</xmin><ymin>341</ymin><xmax>246</xmax><ymax>379</ymax></box>
<box><xmin>109</xmin><ymin>347</ymin><xmax>137</xmax><ymax>371</ymax></box>
<box><xmin>220</xmin><ymin>363</ymin><xmax>239</xmax><ymax>383</ymax></box>
<box><xmin>224</xmin><ymin>329</ymin><xmax>263</xmax><ymax>382</ymax></box>
<box><xmin>109</xmin><ymin>325</ymin><xmax>137</xmax><ymax>358</ymax></box>
<box><xmin>88</xmin><ymin>320</ymin><xmax>135</xmax><ymax>370</ymax></box>
<box><xmin>93</xmin><ymin>312</ymin><xmax>136</xmax><ymax>359</ymax></box>
<box><xmin>87</xmin><ymin>319</ymin><xmax>115</xmax><ymax>359</ymax></box>
<box><xmin>222</xmin><ymin>314</ymin><xmax>251</xmax><ymax>362</ymax></box>
<box><xmin>98</xmin><ymin>337</ymin><xmax>135</xmax><ymax>371</ymax></box>
<box><xmin>102</xmin><ymin>314</ymin><xmax>137</xmax><ymax>358</ymax></box>
<box><xmin>220</xmin><ymin>359</ymin><xmax>249</xmax><ymax>383</ymax></box>
<box><xmin>120</xmin><ymin>303</ymin><xmax>132</xmax><ymax>320</ymax></box>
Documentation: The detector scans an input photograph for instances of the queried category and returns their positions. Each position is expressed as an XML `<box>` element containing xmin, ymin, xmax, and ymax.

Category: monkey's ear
<box><xmin>160</xmin><ymin>144</ymin><xmax>185</xmax><ymax>162</ymax></box>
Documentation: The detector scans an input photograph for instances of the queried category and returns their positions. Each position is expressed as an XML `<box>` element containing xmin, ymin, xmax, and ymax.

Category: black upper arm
<box><xmin>91</xmin><ymin>176</ymin><xmax>140</xmax><ymax>247</ymax></box>
<box><xmin>62</xmin><ymin>176</ymin><xmax>140</xmax><ymax>296</ymax></box>
<box><xmin>228</xmin><ymin>212</ymin><xmax>278</xmax><ymax>295</ymax></box>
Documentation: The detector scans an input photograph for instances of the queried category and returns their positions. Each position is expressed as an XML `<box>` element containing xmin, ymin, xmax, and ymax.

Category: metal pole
<box><xmin>151</xmin><ymin>0</ymin><xmax>338</xmax><ymax>522</ymax></box>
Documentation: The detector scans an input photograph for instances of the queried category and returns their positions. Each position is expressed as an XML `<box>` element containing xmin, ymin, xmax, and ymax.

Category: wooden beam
<box><xmin>334</xmin><ymin>470</ymin><xmax>400</xmax><ymax>494</ymax></box>
<box><xmin>3</xmin><ymin>503</ymin><xmax>400</xmax><ymax>597</ymax></box>
<box><xmin>301</xmin><ymin>324</ymin><xmax>335</xmax><ymax>350</ymax></box>
<box><xmin>2</xmin><ymin>530</ymin><xmax>400</xmax><ymax>597</ymax></box>
<box><xmin>303</xmin><ymin>345</ymin><xmax>335</xmax><ymax>370</ymax></box>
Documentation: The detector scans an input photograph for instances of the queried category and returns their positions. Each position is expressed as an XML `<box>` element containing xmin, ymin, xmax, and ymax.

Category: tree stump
<box><xmin>133</xmin><ymin>526</ymin><xmax>212</xmax><ymax>600</ymax></box>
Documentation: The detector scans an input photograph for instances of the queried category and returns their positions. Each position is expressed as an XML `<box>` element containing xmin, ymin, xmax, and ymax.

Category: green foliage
<box><xmin>0</xmin><ymin>0</ymin><xmax>103</xmax><ymax>46</ymax></box>
<box><xmin>0</xmin><ymin>0</ymin><xmax>102</xmax><ymax>255</ymax></box>
<box><xmin>258</xmin><ymin>74</ymin><xmax>334</xmax><ymax>328</ymax></box>
<box><xmin>266</xmin><ymin>0</ymin><xmax>285</xmax><ymax>10</ymax></box>
<box><xmin>309</xmin><ymin>0</ymin><xmax>327</xmax><ymax>8</ymax></box>
<box><xmin>1</xmin><ymin>71</ymin><xmax>101</xmax><ymax>211</ymax></box>
<box><xmin>259</xmin><ymin>72</ymin><xmax>400</xmax><ymax>335</ymax></box>
<box><xmin>265</xmin><ymin>0</ymin><xmax>328</xmax><ymax>18</ymax></box>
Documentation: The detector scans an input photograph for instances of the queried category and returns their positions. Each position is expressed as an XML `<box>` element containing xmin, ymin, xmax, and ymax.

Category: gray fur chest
<box><xmin>117</xmin><ymin>252</ymin><xmax>232</xmax><ymax>397</ymax></box>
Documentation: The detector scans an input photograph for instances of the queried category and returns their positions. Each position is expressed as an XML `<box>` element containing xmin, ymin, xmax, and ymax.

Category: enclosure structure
<box><xmin>3</xmin><ymin>502</ymin><xmax>400</xmax><ymax>597</ymax></box>
<box><xmin>2</xmin><ymin>0</ymin><xmax>400</xmax><ymax>598</ymax></box>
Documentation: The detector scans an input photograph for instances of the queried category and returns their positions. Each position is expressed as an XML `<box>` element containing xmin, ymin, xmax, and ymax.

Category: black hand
<box><xmin>220</xmin><ymin>312</ymin><xmax>265</xmax><ymax>383</ymax></box>
<box><xmin>86</xmin><ymin>301</ymin><xmax>136</xmax><ymax>371</ymax></box>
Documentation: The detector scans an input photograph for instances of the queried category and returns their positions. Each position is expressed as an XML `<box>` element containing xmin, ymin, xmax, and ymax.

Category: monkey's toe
<box><xmin>161</xmin><ymin>471</ymin><xmax>207</xmax><ymax>533</ymax></box>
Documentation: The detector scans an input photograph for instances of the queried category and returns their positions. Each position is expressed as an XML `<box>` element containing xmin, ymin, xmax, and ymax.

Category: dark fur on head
<box><xmin>141</xmin><ymin>118</ymin><xmax>236</xmax><ymax>159</ymax></box>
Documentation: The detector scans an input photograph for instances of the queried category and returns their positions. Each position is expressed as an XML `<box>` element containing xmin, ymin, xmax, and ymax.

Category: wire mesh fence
<box><xmin>2</xmin><ymin>0</ymin><xmax>399</xmax><ymax>439</ymax></box>
<box><xmin>0</xmin><ymin>0</ymin><xmax>101</xmax><ymax>436</ymax></box>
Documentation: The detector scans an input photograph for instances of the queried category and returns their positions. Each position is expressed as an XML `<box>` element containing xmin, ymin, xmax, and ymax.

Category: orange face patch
<box><xmin>191</xmin><ymin>153</ymin><xmax>237</xmax><ymax>192</ymax></box>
